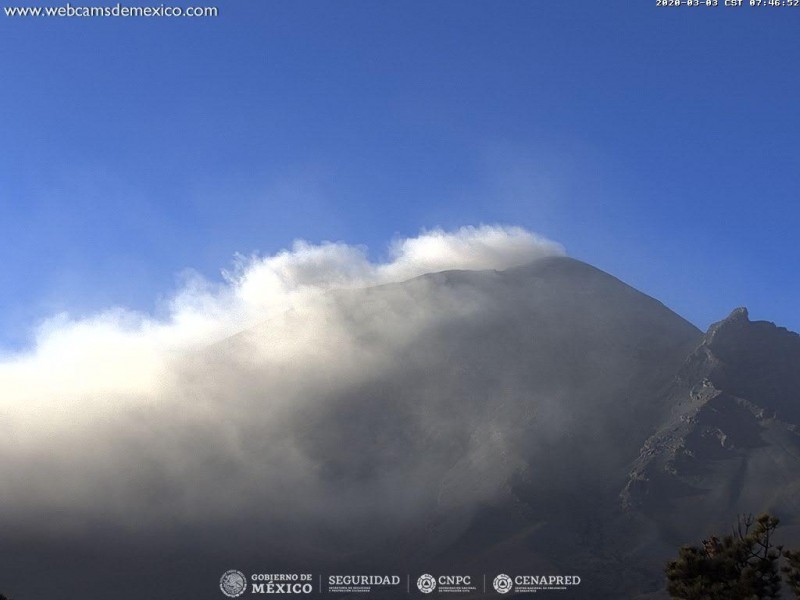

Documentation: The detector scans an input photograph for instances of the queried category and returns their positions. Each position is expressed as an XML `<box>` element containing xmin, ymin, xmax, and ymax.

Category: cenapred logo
<box><xmin>220</xmin><ymin>569</ymin><xmax>247</xmax><ymax>598</ymax></box>
<box><xmin>493</xmin><ymin>573</ymin><xmax>581</xmax><ymax>594</ymax></box>
<box><xmin>417</xmin><ymin>573</ymin><xmax>437</xmax><ymax>593</ymax></box>
<box><xmin>493</xmin><ymin>574</ymin><xmax>513</xmax><ymax>594</ymax></box>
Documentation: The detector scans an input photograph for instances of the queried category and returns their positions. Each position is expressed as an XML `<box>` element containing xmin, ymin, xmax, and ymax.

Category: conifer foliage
<box><xmin>666</xmin><ymin>513</ymin><xmax>790</xmax><ymax>599</ymax></box>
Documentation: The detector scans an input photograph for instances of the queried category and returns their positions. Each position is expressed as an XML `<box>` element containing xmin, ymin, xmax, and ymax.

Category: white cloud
<box><xmin>0</xmin><ymin>225</ymin><xmax>564</xmax><ymax>536</ymax></box>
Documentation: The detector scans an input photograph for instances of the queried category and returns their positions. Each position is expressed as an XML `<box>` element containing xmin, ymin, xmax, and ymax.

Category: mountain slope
<box><xmin>6</xmin><ymin>257</ymin><xmax>800</xmax><ymax>600</ymax></box>
<box><xmin>207</xmin><ymin>256</ymin><xmax>704</xmax><ymax>580</ymax></box>
<box><xmin>621</xmin><ymin>307</ymin><xmax>800</xmax><ymax>580</ymax></box>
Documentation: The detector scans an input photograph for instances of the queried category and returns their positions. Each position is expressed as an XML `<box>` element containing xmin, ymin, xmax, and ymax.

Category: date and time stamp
<box><xmin>657</xmin><ymin>0</ymin><xmax>800</xmax><ymax>7</ymax></box>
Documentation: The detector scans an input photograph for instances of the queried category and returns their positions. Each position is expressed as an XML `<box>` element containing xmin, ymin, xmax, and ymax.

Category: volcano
<box><xmin>2</xmin><ymin>256</ymin><xmax>799</xmax><ymax>599</ymax></box>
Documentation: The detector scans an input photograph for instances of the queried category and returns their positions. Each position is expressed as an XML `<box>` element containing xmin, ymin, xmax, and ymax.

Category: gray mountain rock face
<box><xmin>620</xmin><ymin>307</ymin><xmax>800</xmax><ymax>596</ymax></box>
<box><xmin>280</xmin><ymin>259</ymin><xmax>700</xmax><ymax>583</ymax></box>
<box><xmin>2</xmin><ymin>257</ymin><xmax>798</xmax><ymax>599</ymax></box>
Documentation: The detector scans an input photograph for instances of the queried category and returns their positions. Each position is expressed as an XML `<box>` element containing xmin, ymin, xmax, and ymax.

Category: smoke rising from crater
<box><xmin>0</xmin><ymin>225</ymin><xmax>564</xmax><ymax>542</ymax></box>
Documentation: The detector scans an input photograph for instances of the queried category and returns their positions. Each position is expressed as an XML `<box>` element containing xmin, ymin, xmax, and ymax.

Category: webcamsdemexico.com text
<box><xmin>4</xmin><ymin>3</ymin><xmax>218</xmax><ymax>17</ymax></box>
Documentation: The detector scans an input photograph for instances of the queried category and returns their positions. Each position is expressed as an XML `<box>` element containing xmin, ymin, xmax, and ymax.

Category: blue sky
<box><xmin>1</xmin><ymin>0</ymin><xmax>799</xmax><ymax>348</ymax></box>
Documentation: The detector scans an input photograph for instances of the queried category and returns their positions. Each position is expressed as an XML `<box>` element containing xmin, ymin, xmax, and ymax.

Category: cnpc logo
<box><xmin>417</xmin><ymin>574</ymin><xmax>473</xmax><ymax>593</ymax></box>
<box><xmin>417</xmin><ymin>574</ymin><xmax>436</xmax><ymax>593</ymax></box>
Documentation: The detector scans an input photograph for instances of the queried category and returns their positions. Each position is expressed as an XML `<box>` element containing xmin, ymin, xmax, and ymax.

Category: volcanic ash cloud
<box><xmin>0</xmin><ymin>225</ymin><xmax>564</xmax><ymax>533</ymax></box>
